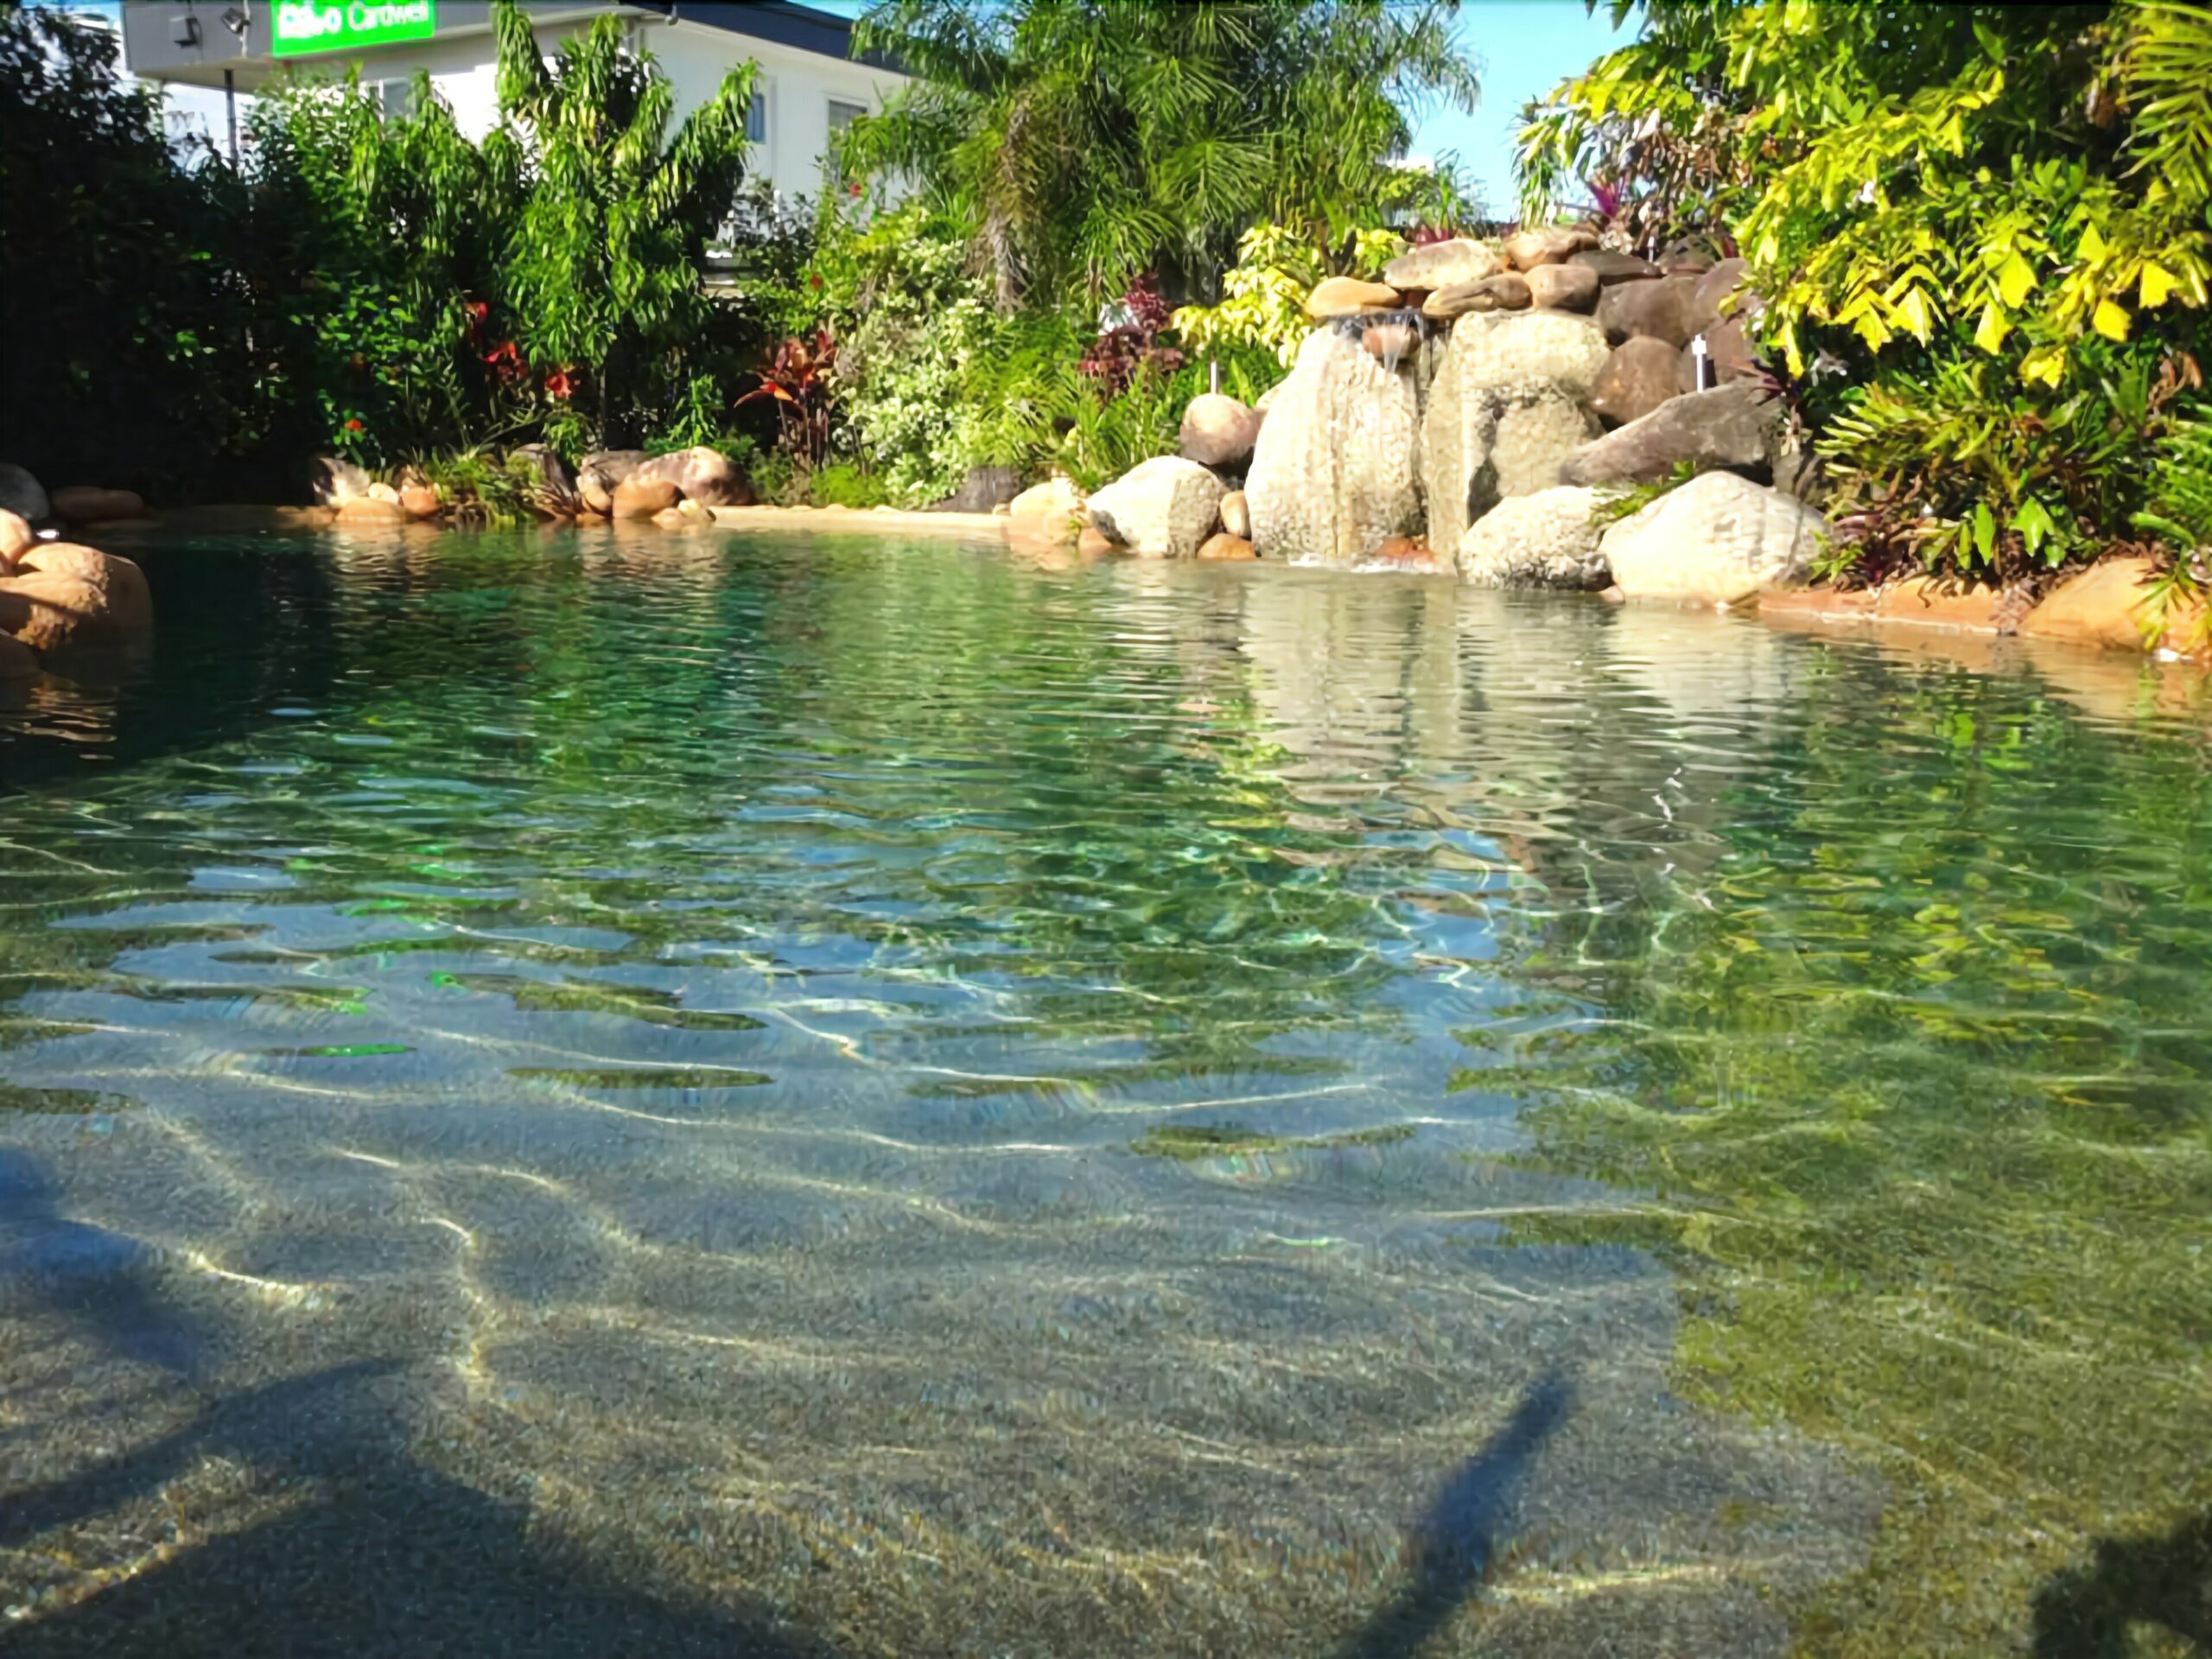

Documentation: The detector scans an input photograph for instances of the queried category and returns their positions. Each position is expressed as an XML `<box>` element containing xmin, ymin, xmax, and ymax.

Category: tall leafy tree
<box><xmin>492</xmin><ymin>0</ymin><xmax>756</xmax><ymax>444</ymax></box>
<box><xmin>842</xmin><ymin>0</ymin><xmax>1479</xmax><ymax>310</ymax></box>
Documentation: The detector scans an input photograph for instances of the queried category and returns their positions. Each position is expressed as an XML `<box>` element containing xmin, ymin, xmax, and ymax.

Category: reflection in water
<box><xmin>2</xmin><ymin>526</ymin><xmax>2207</xmax><ymax>1655</ymax></box>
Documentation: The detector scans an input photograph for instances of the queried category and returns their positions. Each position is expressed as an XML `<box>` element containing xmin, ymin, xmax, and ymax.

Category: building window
<box><xmin>377</xmin><ymin>79</ymin><xmax>416</xmax><ymax>121</ymax></box>
<box><xmin>827</xmin><ymin>98</ymin><xmax>867</xmax><ymax>135</ymax></box>
<box><xmin>746</xmin><ymin>89</ymin><xmax>767</xmax><ymax>144</ymax></box>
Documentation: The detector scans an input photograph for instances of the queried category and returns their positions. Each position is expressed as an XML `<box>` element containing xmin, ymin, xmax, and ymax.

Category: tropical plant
<box><xmin>737</xmin><ymin>329</ymin><xmax>838</xmax><ymax>470</ymax></box>
<box><xmin>1518</xmin><ymin>1</ymin><xmax>2212</xmax><ymax>583</ymax></box>
<box><xmin>842</xmin><ymin>0</ymin><xmax>1478</xmax><ymax>311</ymax></box>
<box><xmin>245</xmin><ymin>71</ymin><xmax>523</xmax><ymax>467</ymax></box>
<box><xmin>492</xmin><ymin>0</ymin><xmax>757</xmax><ymax>447</ymax></box>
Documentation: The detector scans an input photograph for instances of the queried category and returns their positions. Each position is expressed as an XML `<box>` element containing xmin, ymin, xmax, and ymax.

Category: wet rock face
<box><xmin>1569</xmin><ymin>249</ymin><xmax>1662</xmax><ymax>286</ymax></box>
<box><xmin>1420</xmin><ymin>311</ymin><xmax>1608</xmax><ymax>555</ymax></box>
<box><xmin>0</xmin><ymin>542</ymin><xmax>153</xmax><ymax>653</ymax></box>
<box><xmin>0</xmin><ymin>461</ymin><xmax>49</xmax><ymax>524</ymax></box>
<box><xmin>1247</xmin><ymin>325</ymin><xmax>1424</xmax><ymax>565</ymax></box>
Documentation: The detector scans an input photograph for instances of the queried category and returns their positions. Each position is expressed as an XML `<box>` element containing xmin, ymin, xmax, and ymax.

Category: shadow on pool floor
<box><xmin>4</xmin><ymin>1356</ymin><xmax>1580</xmax><ymax>1659</ymax></box>
<box><xmin>2031</xmin><ymin>1507</ymin><xmax>2212</xmax><ymax>1659</ymax></box>
<box><xmin>0</xmin><ymin>1359</ymin><xmax>834</xmax><ymax>1659</ymax></box>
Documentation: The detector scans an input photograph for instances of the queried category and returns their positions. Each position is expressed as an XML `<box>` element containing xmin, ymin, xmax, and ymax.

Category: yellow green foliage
<box><xmin>1172</xmin><ymin>223</ymin><xmax>1405</xmax><ymax>367</ymax></box>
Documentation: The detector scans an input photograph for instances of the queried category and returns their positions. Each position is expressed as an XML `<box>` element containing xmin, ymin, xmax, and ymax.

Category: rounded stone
<box><xmin>49</xmin><ymin>486</ymin><xmax>147</xmax><ymax>524</ymax></box>
<box><xmin>1196</xmin><ymin>531</ymin><xmax>1256</xmax><ymax>561</ymax></box>
<box><xmin>1382</xmin><ymin>238</ymin><xmax>1503</xmax><ymax>291</ymax></box>
<box><xmin>1179</xmin><ymin>393</ymin><xmax>1262</xmax><ymax>468</ymax></box>
<box><xmin>1306</xmin><ymin>276</ymin><xmax>1402</xmax><ymax>320</ymax></box>
<box><xmin>1592</xmin><ymin>337</ymin><xmax>1688</xmax><ymax>428</ymax></box>
<box><xmin>1503</xmin><ymin>226</ymin><xmax>1596</xmax><ymax>271</ymax></box>
<box><xmin>1526</xmin><ymin>264</ymin><xmax>1600</xmax><ymax>314</ymax></box>
<box><xmin>1569</xmin><ymin>249</ymin><xmax>1663</xmax><ymax>286</ymax></box>
<box><xmin>1424</xmin><ymin>273</ymin><xmax>1532</xmax><ymax>320</ymax></box>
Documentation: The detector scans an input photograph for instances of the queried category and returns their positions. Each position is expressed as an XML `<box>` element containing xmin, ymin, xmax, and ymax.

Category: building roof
<box><xmin>121</xmin><ymin>2</ymin><xmax>885</xmax><ymax>93</ymax></box>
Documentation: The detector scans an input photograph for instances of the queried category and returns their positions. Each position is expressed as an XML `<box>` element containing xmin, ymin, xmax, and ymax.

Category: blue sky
<box><xmin>1409</xmin><ymin>2</ymin><xmax>1636</xmax><ymax>213</ymax></box>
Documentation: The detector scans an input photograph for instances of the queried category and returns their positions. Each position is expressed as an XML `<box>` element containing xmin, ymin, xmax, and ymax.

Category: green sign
<box><xmin>270</xmin><ymin>1</ymin><xmax>437</xmax><ymax>57</ymax></box>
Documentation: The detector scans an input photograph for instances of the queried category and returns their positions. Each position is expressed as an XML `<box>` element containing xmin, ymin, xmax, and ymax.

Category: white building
<box><xmin>119</xmin><ymin>2</ymin><xmax>906</xmax><ymax>203</ymax></box>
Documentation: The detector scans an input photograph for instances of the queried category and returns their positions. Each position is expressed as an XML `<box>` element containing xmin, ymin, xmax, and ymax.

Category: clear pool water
<box><xmin>2</xmin><ymin>527</ymin><xmax>2206</xmax><ymax>1656</ymax></box>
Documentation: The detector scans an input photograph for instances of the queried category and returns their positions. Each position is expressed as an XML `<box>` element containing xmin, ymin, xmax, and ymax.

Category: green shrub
<box><xmin>807</xmin><ymin>463</ymin><xmax>891</xmax><ymax>509</ymax></box>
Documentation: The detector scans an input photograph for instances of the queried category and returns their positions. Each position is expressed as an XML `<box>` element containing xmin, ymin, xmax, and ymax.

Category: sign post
<box><xmin>271</xmin><ymin>2</ymin><xmax>438</xmax><ymax>58</ymax></box>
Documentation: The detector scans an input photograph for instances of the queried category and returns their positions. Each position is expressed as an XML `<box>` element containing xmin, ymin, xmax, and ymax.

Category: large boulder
<box><xmin>1568</xmin><ymin>249</ymin><xmax>1662</xmax><ymax>286</ymax></box>
<box><xmin>334</xmin><ymin>497</ymin><xmax>408</xmax><ymax>525</ymax></box>
<box><xmin>925</xmin><ymin>463</ymin><xmax>1021</xmax><ymax>512</ymax></box>
<box><xmin>1087</xmin><ymin>456</ymin><xmax>1227</xmax><ymax>559</ymax></box>
<box><xmin>51</xmin><ymin>486</ymin><xmax>143</xmax><ymax>526</ymax></box>
<box><xmin>398</xmin><ymin>484</ymin><xmax>442</xmax><ymax>520</ymax></box>
<box><xmin>1526</xmin><ymin>264</ymin><xmax>1600</xmax><ymax>314</ymax></box>
<box><xmin>1420</xmin><ymin>310</ymin><xmax>1609</xmax><ymax>554</ymax></box>
<box><xmin>611</xmin><ymin>476</ymin><xmax>681</xmax><ymax>519</ymax></box>
<box><xmin>1599</xmin><ymin>472</ymin><xmax>1827</xmax><ymax>605</ymax></box>
<box><xmin>1503</xmin><ymin>226</ymin><xmax>1596</xmax><ymax>271</ymax></box>
<box><xmin>1007</xmin><ymin>476</ymin><xmax>1087</xmax><ymax>545</ymax></box>
<box><xmin>1179</xmin><ymin>393</ymin><xmax>1262</xmax><ymax>468</ymax></box>
<box><xmin>1597</xmin><ymin>273</ymin><xmax>1700</xmax><ymax>347</ymax></box>
<box><xmin>1306</xmin><ymin>276</ymin><xmax>1402</xmax><ymax>320</ymax></box>
<box><xmin>1383</xmin><ymin>238</ymin><xmax>1502</xmax><ymax>291</ymax></box>
<box><xmin>578</xmin><ymin>449</ymin><xmax>651</xmax><ymax>515</ymax></box>
<box><xmin>1675</xmin><ymin>317</ymin><xmax>1763</xmax><ymax>393</ymax></box>
<box><xmin>2021</xmin><ymin>556</ymin><xmax>2209</xmax><ymax>656</ymax></box>
<box><xmin>1688</xmin><ymin>258</ymin><xmax>1751</xmax><ymax>337</ymax></box>
<box><xmin>309</xmin><ymin>455</ymin><xmax>371</xmax><ymax>507</ymax></box>
<box><xmin>1561</xmin><ymin>381</ymin><xmax>1785</xmax><ymax>487</ymax></box>
<box><xmin>636</xmin><ymin>445</ymin><xmax>753</xmax><ymax>508</ymax></box>
<box><xmin>1247</xmin><ymin>325</ymin><xmax>1424</xmax><ymax>565</ymax></box>
<box><xmin>0</xmin><ymin>508</ymin><xmax>31</xmax><ymax>569</ymax></box>
<box><xmin>0</xmin><ymin>462</ymin><xmax>48</xmax><ymax>524</ymax></box>
<box><xmin>0</xmin><ymin>542</ymin><xmax>153</xmax><ymax>652</ymax></box>
<box><xmin>1456</xmin><ymin>486</ymin><xmax>1608</xmax><ymax>589</ymax></box>
<box><xmin>1591</xmin><ymin>338</ymin><xmax>1687</xmax><ymax>428</ymax></box>
<box><xmin>1424</xmin><ymin>272</ymin><xmax>1531</xmax><ymax>319</ymax></box>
